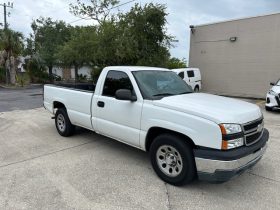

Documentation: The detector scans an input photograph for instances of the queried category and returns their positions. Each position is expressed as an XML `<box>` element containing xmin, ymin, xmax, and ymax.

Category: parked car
<box><xmin>266</xmin><ymin>79</ymin><xmax>280</xmax><ymax>111</ymax></box>
<box><xmin>49</xmin><ymin>73</ymin><xmax>62</xmax><ymax>81</ymax></box>
<box><xmin>172</xmin><ymin>68</ymin><xmax>201</xmax><ymax>92</ymax></box>
<box><xmin>44</xmin><ymin>66</ymin><xmax>268</xmax><ymax>186</ymax></box>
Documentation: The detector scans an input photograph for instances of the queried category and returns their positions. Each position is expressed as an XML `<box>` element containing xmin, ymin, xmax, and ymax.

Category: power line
<box><xmin>12</xmin><ymin>7</ymin><xmax>34</xmax><ymax>18</ymax></box>
<box><xmin>68</xmin><ymin>17</ymin><xmax>91</xmax><ymax>24</ymax></box>
<box><xmin>40</xmin><ymin>1</ymin><xmax>77</xmax><ymax>19</ymax></box>
<box><xmin>68</xmin><ymin>0</ymin><xmax>136</xmax><ymax>24</ymax></box>
<box><xmin>10</xmin><ymin>1</ymin><xmax>77</xmax><ymax>21</ymax></box>
<box><xmin>108</xmin><ymin>0</ymin><xmax>136</xmax><ymax>11</ymax></box>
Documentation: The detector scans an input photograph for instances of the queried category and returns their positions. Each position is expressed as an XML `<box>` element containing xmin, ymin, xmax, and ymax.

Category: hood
<box><xmin>152</xmin><ymin>93</ymin><xmax>262</xmax><ymax>124</ymax></box>
<box><xmin>271</xmin><ymin>85</ymin><xmax>280</xmax><ymax>93</ymax></box>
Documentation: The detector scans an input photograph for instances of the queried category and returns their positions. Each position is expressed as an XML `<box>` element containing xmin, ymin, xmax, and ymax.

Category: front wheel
<box><xmin>150</xmin><ymin>134</ymin><xmax>196</xmax><ymax>186</ymax></box>
<box><xmin>194</xmin><ymin>86</ymin><xmax>199</xmax><ymax>92</ymax></box>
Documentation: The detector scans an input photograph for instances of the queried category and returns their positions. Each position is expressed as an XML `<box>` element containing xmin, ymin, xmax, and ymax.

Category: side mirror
<box><xmin>270</xmin><ymin>82</ymin><xmax>275</xmax><ymax>86</ymax></box>
<box><xmin>115</xmin><ymin>89</ymin><xmax>137</xmax><ymax>102</ymax></box>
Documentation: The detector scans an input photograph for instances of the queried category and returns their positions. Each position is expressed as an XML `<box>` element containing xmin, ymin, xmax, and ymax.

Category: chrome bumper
<box><xmin>195</xmin><ymin>143</ymin><xmax>267</xmax><ymax>174</ymax></box>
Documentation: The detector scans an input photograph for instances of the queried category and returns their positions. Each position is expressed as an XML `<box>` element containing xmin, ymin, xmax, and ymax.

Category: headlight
<box><xmin>219</xmin><ymin>124</ymin><xmax>244</xmax><ymax>150</ymax></box>
<box><xmin>219</xmin><ymin>124</ymin><xmax>242</xmax><ymax>134</ymax></box>
<box><xmin>222</xmin><ymin>138</ymin><xmax>244</xmax><ymax>150</ymax></box>
<box><xmin>268</xmin><ymin>90</ymin><xmax>277</xmax><ymax>96</ymax></box>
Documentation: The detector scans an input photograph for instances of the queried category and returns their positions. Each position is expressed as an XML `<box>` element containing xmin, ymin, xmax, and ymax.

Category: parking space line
<box><xmin>248</xmin><ymin>171</ymin><xmax>280</xmax><ymax>183</ymax></box>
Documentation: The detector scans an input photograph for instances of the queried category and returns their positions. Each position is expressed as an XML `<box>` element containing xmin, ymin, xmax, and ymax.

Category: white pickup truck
<box><xmin>44</xmin><ymin>66</ymin><xmax>269</xmax><ymax>185</ymax></box>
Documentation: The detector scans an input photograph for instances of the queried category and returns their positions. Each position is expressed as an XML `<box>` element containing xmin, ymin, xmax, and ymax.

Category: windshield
<box><xmin>132</xmin><ymin>70</ymin><xmax>193</xmax><ymax>100</ymax></box>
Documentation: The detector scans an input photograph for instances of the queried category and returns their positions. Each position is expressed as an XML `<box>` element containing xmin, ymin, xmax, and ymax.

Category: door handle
<box><xmin>97</xmin><ymin>101</ymin><xmax>105</xmax><ymax>108</ymax></box>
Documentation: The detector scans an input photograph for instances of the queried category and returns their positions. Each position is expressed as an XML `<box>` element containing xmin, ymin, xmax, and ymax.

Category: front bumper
<box><xmin>266</xmin><ymin>93</ymin><xmax>280</xmax><ymax>108</ymax></box>
<box><xmin>194</xmin><ymin>128</ymin><xmax>269</xmax><ymax>183</ymax></box>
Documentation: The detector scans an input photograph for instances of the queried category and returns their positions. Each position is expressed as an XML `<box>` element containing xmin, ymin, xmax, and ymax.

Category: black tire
<box><xmin>265</xmin><ymin>106</ymin><xmax>273</xmax><ymax>111</ymax></box>
<box><xmin>150</xmin><ymin>134</ymin><xmax>196</xmax><ymax>186</ymax></box>
<box><xmin>194</xmin><ymin>86</ymin><xmax>199</xmax><ymax>92</ymax></box>
<box><xmin>55</xmin><ymin>108</ymin><xmax>75</xmax><ymax>137</ymax></box>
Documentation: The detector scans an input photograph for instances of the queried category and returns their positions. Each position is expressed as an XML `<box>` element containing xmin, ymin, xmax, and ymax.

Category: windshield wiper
<box><xmin>152</xmin><ymin>93</ymin><xmax>175</xmax><ymax>97</ymax></box>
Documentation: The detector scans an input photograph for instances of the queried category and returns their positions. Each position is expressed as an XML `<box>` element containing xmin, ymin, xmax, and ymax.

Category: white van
<box><xmin>173</xmin><ymin>68</ymin><xmax>202</xmax><ymax>92</ymax></box>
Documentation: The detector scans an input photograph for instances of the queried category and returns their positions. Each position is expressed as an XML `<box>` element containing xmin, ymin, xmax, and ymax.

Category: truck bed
<box><xmin>44</xmin><ymin>84</ymin><xmax>94</xmax><ymax>130</ymax></box>
<box><xmin>53</xmin><ymin>82</ymin><xmax>95</xmax><ymax>92</ymax></box>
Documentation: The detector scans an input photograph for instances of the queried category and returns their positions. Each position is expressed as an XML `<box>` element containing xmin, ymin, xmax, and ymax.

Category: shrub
<box><xmin>25</xmin><ymin>58</ymin><xmax>49</xmax><ymax>83</ymax></box>
<box><xmin>16</xmin><ymin>72</ymin><xmax>29</xmax><ymax>87</ymax></box>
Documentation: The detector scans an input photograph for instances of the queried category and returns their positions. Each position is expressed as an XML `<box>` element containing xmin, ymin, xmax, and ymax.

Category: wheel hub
<box><xmin>156</xmin><ymin>145</ymin><xmax>183</xmax><ymax>177</ymax></box>
<box><xmin>57</xmin><ymin>114</ymin><xmax>66</xmax><ymax>132</ymax></box>
<box><xmin>166</xmin><ymin>153</ymin><xmax>177</xmax><ymax>166</ymax></box>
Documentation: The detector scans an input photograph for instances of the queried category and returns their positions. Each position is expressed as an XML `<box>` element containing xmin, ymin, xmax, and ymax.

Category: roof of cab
<box><xmin>103</xmin><ymin>66</ymin><xmax>170</xmax><ymax>72</ymax></box>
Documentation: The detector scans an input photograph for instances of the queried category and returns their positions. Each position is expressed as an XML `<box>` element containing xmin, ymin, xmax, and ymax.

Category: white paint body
<box><xmin>44</xmin><ymin>66</ymin><xmax>262</xmax><ymax>151</ymax></box>
<box><xmin>172</xmin><ymin>68</ymin><xmax>201</xmax><ymax>91</ymax></box>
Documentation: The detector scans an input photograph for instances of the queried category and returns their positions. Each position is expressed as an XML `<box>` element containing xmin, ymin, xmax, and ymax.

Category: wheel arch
<box><xmin>53</xmin><ymin>101</ymin><xmax>66</xmax><ymax>114</ymax></box>
<box><xmin>145</xmin><ymin>127</ymin><xmax>196</xmax><ymax>152</ymax></box>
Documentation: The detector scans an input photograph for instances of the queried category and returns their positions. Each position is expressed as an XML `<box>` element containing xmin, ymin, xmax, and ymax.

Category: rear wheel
<box><xmin>55</xmin><ymin>108</ymin><xmax>75</xmax><ymax>136</ymax></box>
<box><xmin>194</xmin><ymin>86</ymin><xmax>199</xmax><ymax>92</ymax></box>
<box><xmin>150</xmin><ymin>134</ymin><xmax>196</xmax><ymax>186</ymax></box>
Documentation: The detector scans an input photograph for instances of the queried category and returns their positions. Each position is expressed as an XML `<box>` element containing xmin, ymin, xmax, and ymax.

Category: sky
<box><xmin>1</xmin><ymin>0</ymin><xmax>280</xmax><ymax>62</ymax></box>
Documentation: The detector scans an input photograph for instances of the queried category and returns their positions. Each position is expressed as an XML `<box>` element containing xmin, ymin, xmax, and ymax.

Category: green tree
<box><xmin>95</xmin><ymin>20</ymin><xmax>122</xmax><ymax>66</ymax></box>
<box><xmin>56</xmin><ymin>26</ymin><xmax>98</xmax><ymax>80</ymax></box>
<box><xmin>167</xmin><ymin>57</ymin><xmax>187</xmax><ymax>69</ymax></box>
<box><xmin>24</xmin><ymin>56</ymin><xmax>48</xmax><ymax>83</ymax></box>
<box><xmin>116</xmin><ymin>3</ymin><xmax>173</xmax><ymax>67</ymax></box>
<box><xmin>70</xmin><ymin>0</ymin><xmax>119</xmax><ymax>24</ymax></box>
<box><xmin>30</xmin><ymin>17</ymin><xmax>72</xmax><ymax>78</ymax></box>
<box><xmin>0</xmin><ymin>29</ymin><xmax>24</xmax><ymax>84</ymax></box>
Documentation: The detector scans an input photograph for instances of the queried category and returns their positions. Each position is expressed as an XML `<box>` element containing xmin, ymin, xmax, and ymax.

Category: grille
<box><xmin>276</xmin><ymin>95</ymin><xmax>280</xmax><ymax>106</ymax></box>
<box><xmin>243</xmin><ymin>118</ymin><xmax>263</xmax><ymax>132</ymax></box>
<box><xmin>242</xmin><ymin>118</ymin><xmax>264</xmax><ymax>146</ymax></box>
<box><xmin>245</xmin><ymin>131</ymin><xmax>263</xmax><ymax>145</ymax></box>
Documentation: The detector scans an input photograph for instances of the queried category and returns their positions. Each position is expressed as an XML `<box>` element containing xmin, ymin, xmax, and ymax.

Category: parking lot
<box><xmin>0</xmin><ymin>96</ymin><xmax>279</xmax><ymax>209</ymax></box>
<box><xmin>0</xmin><ymin>85</ymin><xmax>43</xmax><ymax>112</ymax></box>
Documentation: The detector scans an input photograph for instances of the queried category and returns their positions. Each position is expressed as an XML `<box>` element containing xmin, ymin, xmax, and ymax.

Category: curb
<box><xmin>0</xmin><ymin>84</ymin><xmax>43</xmax><ymax>90</ymax></box>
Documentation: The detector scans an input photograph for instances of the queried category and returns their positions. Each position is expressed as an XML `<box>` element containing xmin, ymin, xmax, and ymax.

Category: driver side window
<box><xmin>102</xmin><ymin>71</ymin><xmax>134</xmax><ymax>97</ymax></box>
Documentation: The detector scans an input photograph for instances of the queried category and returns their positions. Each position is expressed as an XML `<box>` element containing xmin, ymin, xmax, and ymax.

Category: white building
<box><xmin>189</xmin><ymin>13</ymin><xmax>280</xmax><ymax>98</ymax></box>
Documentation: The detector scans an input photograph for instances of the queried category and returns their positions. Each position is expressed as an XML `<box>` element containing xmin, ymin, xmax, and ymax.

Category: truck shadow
<box><xmin>74</xmin><ymin>126</ymin><xmax>268</xmax><ymax>191</ymax></box>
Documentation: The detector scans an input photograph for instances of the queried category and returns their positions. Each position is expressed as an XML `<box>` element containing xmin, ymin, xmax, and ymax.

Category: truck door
<box><xmin>93</xmin><ymin>70</ymin><xmax>142</xmax><ymax>147</ymax></box>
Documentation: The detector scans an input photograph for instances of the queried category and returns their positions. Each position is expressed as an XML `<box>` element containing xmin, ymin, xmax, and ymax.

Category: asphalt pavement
<box><xmin>0</xmin><ymin>85</ymin><xmax>43</xmax><ymax>112</ymax></box>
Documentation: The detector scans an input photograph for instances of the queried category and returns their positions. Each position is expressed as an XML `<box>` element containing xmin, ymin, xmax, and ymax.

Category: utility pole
<box><xmin>4</xmin><ymin>3</ymin><xmax>7</xmax><ymax>29</ymax></box>
<box><xmin>0</xmin><ymin>2</ymin><xmax>13</xmax><ymax>29</ymax></box>
<box><xmin>0</xmin><ymin>2</ymin><xmax>13</xmax><ymax>85</ymax></box>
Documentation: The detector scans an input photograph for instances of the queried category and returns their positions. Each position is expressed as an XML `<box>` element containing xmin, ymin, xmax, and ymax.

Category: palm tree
<box><xmin>0</xmin><ymin>29</ymin><xmax>24</xmax><ymax>84</ymax></box>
